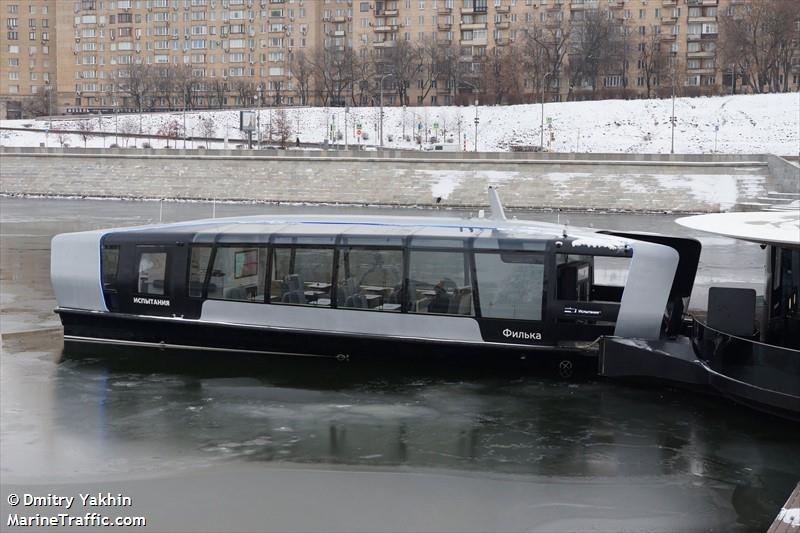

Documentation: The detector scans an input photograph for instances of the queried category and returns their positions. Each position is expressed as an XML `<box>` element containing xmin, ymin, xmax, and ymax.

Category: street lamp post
<box><xmin>344</xmin><ymin>105</ymin><xmax>349</xmax><ymax>151</ymax></box>
<box><xmin>256</xmin><ymin>85</ymin><xmax>263</xmax><ymax>148</ymax></box>
<box><xmin>182</xmin><ymin>92</ymin><xmax>187</xmax><ymax>150</ymax></box>
<box><xmin>379</xmin><ymin>72</ymin><xmax>394</xmax><ymax>148</ymax></box>
<box><xmin>473</xmin><ymin>98</ymin><xmax>479</xmax><ymax>153</ymax></box>
<box><xmin>541</xmin><ymin>72</ymin><xmax>551</xmax><ymax>150</ymax></box>
<box><xmin>670</xmin><ymin>53</ymin><xmax>676</xmax><ymax>155</ymax></box>
<box><xmin>114</xmin><ymin>93</ymin><xmax>118</xmax><ymax>147</ymax></box>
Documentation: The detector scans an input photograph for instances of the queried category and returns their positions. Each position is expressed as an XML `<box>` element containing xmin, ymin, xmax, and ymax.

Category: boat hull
<box><xmin>57</xmin><ymin>309</ymin><xmax>598</xmax><ymax>374</ymax></box>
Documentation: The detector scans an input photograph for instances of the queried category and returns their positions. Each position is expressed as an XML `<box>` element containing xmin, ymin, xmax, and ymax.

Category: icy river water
<box><xmin>1</xmin><ymin>197</ymin><xmax>798</xmax><ymax>532</ymax></box>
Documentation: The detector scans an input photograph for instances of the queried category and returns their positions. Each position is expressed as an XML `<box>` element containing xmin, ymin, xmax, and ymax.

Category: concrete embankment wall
<box><xmin>1</xmin><ymin>148</ymin><xmax>796</xmax><ymax>212</ymax></box>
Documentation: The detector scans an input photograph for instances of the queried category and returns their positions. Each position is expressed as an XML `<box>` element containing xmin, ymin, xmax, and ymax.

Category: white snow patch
<box><xmin>4</xmin><ymin>93</ymin><xmax>794</xmax><ymax>154</ymax></box>
<box><xmin>654</xmin><ymin>174</ymin><xmax>743</xmax><ymax>211</ymax></box>
<box><xmin>777</xmin><ymin>507</ymin><xmax>800</xmax><ymax>527</ymax></box>
<box><xmin>422</xmin><ymin>170</ymin><xmax>467</xmax><ymax>200</ymax></box>
<box><xmin>570</xmin><ymin>237</ymin><xmax>625</xmax><ymax>250</ymax></box>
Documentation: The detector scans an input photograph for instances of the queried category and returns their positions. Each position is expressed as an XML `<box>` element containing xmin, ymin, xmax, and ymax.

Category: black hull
<box><xmin>57</xmin><ymin>309</ymin><xmax>599</xmax><ymax>375</ymax></box>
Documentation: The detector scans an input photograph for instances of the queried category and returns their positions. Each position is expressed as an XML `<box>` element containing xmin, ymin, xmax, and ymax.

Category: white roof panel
<box><xmin>676</xmin><ymin>211</ymin><xmax>800</xmax><ymax>248</ymax></box>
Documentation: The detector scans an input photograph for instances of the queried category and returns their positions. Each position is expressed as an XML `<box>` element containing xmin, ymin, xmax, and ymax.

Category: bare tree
<box><xmin>351</xmin><ymin>50</ymin><xmax>376</xmax><ymax>106</ymax></box>
<box><xmin>172</xmin><ymin>64</ymin><xmax>195</xmax><ymax>110</ymax></box>
<box><xmin>311</xmin><ymin>44</ymin><xmax>357</xmax><ymax>106</ymax></box>
<box><xmin>638</xmin><ymin>28</ymin><xmax>669</xmax><ymax>98</ymax></box>
<box><xmin>157</xmin><ymin>118</ymin><xmax>182</xmax><ymax>148</ymax></box>
<box><xmin>272</xmin><ymin>109</ymin><xmax>293</xmax><ymax>148</ymax></box>
<box><xmin>289</xmin><ymin>50</ymin><xmax>313</xmax><ymax>106</ymax></box>
<box><xmin>567</xmin><ymin>9</ymin><xmax>624</xmax><ymax>100</ymax></box>
<box><xmin>521</xmin><ymin>16</ymin><xmax>572</xmax><ymax>101</ymax></box>
<box><xmin>118</xmin><ymin>118</ymin><xmax>138</xmax><ymax>147</ymax></box>
<box><xmin>75</xmin><ymin>120</ymin><xmax>95</xmax><ymax>148</ymax></box>
<box><xmin>21</xmin><ymin>89</ymin><xmax>50</xmax><ymax>117</ymax></box>
<box><xmin>123</xmin><ymin>63</ymin><xmax>154</xmax><ymax>112</ymax></box>
<box><xmin>198</xmin><ymin>116</ymin><xmax>217</xmax><ymax>146</ymax></box>
<box><xmin>209</xmin><ymin>78</ymin><xmax>227</xmax><ymax>109</ymax></box>
<box><xmin>720</xmin><ymin>0</ymin><xmax>800</xmax><ymax>94</ymax></box>
<box><xmin>484</xmin><ymin>41</ymin><xmax>524</xmax><ymax>105</ymax></box>
<box><xmin>379</xmin><ymin>39</ymin><xmax>423</xmax><ymax>106</ymax></box>
<box><xmin>231</xmin><ymin>79</ymin><xmax>256</xmax><ymax>107</ymax></box>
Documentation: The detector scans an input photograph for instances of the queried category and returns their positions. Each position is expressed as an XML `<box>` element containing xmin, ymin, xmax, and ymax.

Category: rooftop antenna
<box><xmin>488</xmin><ymin>186</ymin><xmax>507</xmax><ymax>222</ymax></box>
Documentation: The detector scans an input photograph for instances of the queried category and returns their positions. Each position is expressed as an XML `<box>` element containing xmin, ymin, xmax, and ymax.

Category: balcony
<box><xmin>494</xmin><ymin>37</ymin><xmax>510</xmax><ymax>45</ymax></box>
<box><xmin>461</xmin><ymin>36</ymin><xmax>487</xmax><ymax>45</ymax></box>
<box><xmin>661</xmin><ymin>15</ymin><xmax>677</xmax><ymax>24</ymax></box>
<box><xmin>376</xmin><ymin>8</ymin><xmax>398</xmax><ymax>16</ymax></box>
<box><xmin>437</xmin><ymin>22</ymin><xmax>452</xmax><ymax>30</ymax></box>
<box><xmin>333</xmin><ymin>16</ymin><xmax>346</xmax><ymax>22</ymax></box>
<box><xmin>687</xmin><ymin>50</ymin><xmax>715</xmax><ymax>58</ymax></box>
<box><xmin>461</xmin><ymin>22</ymin><xmax>487</xmax><ymax>30</ymax></box>
<box><xmin>687</xmin><ymin>67</ymin><xmax>715</xmax><ymax>75</ymax></box>
<box><xmin>332</xmin><ymin>30</ymin><xmax>345</xmax><ymax>37</ymax></box>
<box><xmin>688</xmin><ymin>16</ymin><xmax>717</xmax><ymax>23</ymax></box>
<box><xmin>661</xmin><ymin>33</ymin><xmax>677</xmax><ymax>41</ymax></box>
<box><xmin>495</xmin><ymin>5</ymin><xmax>510</xmax><ymax>13</ymax></box>
<box><xmin>570</xmin><ymin>1</ymin><xmax>599</xmax><ymax>10</ymax></box>
<box><xmin>373</xmin><ymin>39</ymin><xmax>397</xmax><ymax>47</ymax></box>
<box><xmin>374</xmin><ymin>24</ymin><xmax>399</xmax><ymax>32</ymax></box>
<box><xmin>662</xmin><ymin>0</ymin><xmax>677</xmax><ymax>5</ymax></box>
<box><xmin>495</xmin><ymin>21</ymin><xmax>509</xmax><ymax>29</ymax></box>
<box><xmin>438</xmin><ymin>7</ymin><xmax>452</xmax><ymax>15</ymax></box>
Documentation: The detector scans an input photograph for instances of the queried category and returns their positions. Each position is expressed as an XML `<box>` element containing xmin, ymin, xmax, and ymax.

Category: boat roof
<box><xmin>676</xmin><ymin>211</ymin><xmax>800</xmax><ymax>248</ymax></box>
<box><xmin>107</xmin><ymin>213</ymin><xmax>633</xmax><ymax>253</ymax></box>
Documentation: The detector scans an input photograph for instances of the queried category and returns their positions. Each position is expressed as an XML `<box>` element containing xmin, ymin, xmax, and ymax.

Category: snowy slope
<box><xmin>1</xmin><ymin>93</ymin><xmax>797</xmax><ymax>155</ymax></box>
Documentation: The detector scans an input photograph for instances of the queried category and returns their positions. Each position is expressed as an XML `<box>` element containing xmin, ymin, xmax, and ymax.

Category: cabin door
<box><xmin>118</xmin><ymin>244</ymin><xmax>183</xmax><ymax>317</ymax></box>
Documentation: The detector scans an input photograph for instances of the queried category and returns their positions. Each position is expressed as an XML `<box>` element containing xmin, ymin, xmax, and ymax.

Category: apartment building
<box><xmin>0</xmin><ymin>0</ymin><xmax>56</xmax><ymax>118</ymax></box>
<box><xmin>1</xmin><ymin>0</ymin><xmax>797</xmax><ymax>117</ymax></box>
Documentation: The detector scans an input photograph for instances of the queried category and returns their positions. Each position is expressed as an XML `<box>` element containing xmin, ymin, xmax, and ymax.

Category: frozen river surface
<box><xmin>1</xmin><ymin>198</ymin><xmax>796</xmax><ymax>532</ymax></box>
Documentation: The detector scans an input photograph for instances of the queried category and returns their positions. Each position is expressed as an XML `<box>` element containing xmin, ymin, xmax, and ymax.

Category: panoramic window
<box><xmin>207</xmin><ymin>246</ymin><xmax>267</xmax><ymax>301</ymax></box>
<box><xmin>271</xmin><ymin>247</ymin><xmax>334</xmax><ymax>306</ymax></box>
<box><xmin>475</xmin><ymin>252</ymin><xmax>544</xmax><ymax>320</ymax></box>
<box><xmin>137</xmin><ymin>251</ymin><xmax>167</xmax><ymax>296</ymax></box>
<box><xmin>337</xmin><ymin>248</ymin><xmax>403</xmax><ymax>311</ymax></box>
<box><xmin>187</xmin><ymin>245</ymin><xmax>212</xmax><ymax>297</ymax></box>
<box><xmin>407</xmin><ymin>250</ymin><xmax>473</xmax><ymax>315</ymax></box>
<box><xmin>102</xmin><ymin>244</ymin><xmax>119</xmax><ymax>290</ymax></box>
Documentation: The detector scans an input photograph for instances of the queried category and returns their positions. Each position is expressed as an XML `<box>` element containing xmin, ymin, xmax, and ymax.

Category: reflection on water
<box><xmin>38</xmin><ymin>351</ymin><xmax>800</xmax><ymax>530</ymax></box>
<box><xmin>1</xmin><ymin>197</ymin><xmax>794</xmax><ymax>531</ymax></box>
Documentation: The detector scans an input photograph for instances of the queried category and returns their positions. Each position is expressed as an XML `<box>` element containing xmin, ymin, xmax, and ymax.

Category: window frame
<box><xmin>134</xmin><ymin>246</ymin><xmax>170</xmax><ymax>297</ymax></box>
<box><xmin>405</xmin><ymin>243</ymin><xmax>475</xmax><ymax>317</ymax></box>
<box><xmin>269</xmin><ymin>242</ymin><xmax>337</xmax><ymax>308</ymax></box>
<box><xmin>186</xmin><ymin>243</ymin><xmax>214</xmax><ymax>299</ymax></box>
<box><xmin>204</xmin><ymin>243</ymin><xmax>270</xmax><ymax>303</ymax></box>
<box><xmin>472</xmin><ymin>249</ymin><xmax>547</xmax><ymax>322</ymax></box>
<box><xmin>335</xmin><ymin>243</ymin><xmax>406</xmax><ymax>312</ymax></box>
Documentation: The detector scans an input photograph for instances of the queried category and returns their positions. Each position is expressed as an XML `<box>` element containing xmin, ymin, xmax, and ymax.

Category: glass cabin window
<box><xmin>556</xmin><ymin>254</ymin><xmax>630</xmax><ymax>303</ymax></box>
<box><xmin>137</xmin><ymin>251</ymin><xmax>167</xmax><ymax>295</ymax></box>
<box><xmin>102</xmin><ymin>245</ymin><xmax>119</xmax><ymax>290</ymax></box>
<box><xmin>271</xmin><ymin>247</ymin><xmax>334</xmax><ymax>306</ymax></box>
<box><xmin>207</xmin><ymin>246</ymin><xmax>268</xmax><ymax>301</ymax></box>
<box><xmin>188</xmin><ymin>245</ymin><xmax>212</xmax><ymax>297</ymax></box>
<box><xmin>337</xmin><ymin>248</ymin><xmax>403</xmax><ymax>311</ymax></box>
<box><xmin>475</xmin><ymin>252</ymin><xmax>544</xmax><ymax>320</ymax></box>
<box><xmin>407</xmin><ymin>250</ymin><xmax>473</xmax><ymax>315</ymax></box>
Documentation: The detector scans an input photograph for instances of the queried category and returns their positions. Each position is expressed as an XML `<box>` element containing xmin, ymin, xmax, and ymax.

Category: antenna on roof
<box><xmin>488</xmin><ymin>186</ymin><xmax>507</xmax><ymax>222</ymax></box>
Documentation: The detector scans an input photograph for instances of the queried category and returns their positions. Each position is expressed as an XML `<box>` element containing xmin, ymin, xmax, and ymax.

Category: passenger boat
<box><xmin>601</xmin><ymin>210</ymin><xmax>800</xmax><ymax>420</ymax></box>
<box><xmin>50</xmin><ymin>188</ymin><xmax>700</xmax><ymax>375</ymax></box>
